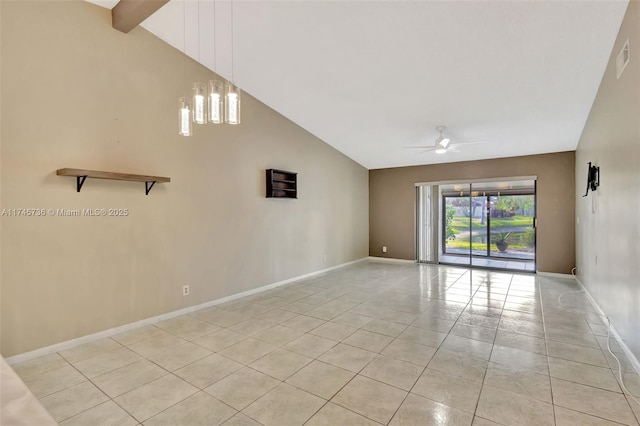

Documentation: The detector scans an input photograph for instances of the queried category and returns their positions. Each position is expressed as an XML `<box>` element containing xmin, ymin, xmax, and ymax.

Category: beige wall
<box><xmin>575</xmin><ymin>1</ymin><xmax>639</xmax><ymax>360</ymax></box>
<box><xmin>0</xmin><ymin>1</ymin><xmax>369</xmax><ymax>357</ymax></box>
<box><xmin>370</xmin><ymin>152</ymin><xmax>575</xmax><ymax>273</ymax></box>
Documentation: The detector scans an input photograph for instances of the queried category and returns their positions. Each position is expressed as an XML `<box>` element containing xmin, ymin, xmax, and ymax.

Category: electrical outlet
<box><xmin>382</xmin><ymin>246</ymin><xmax>387</xmax><ymax>253</ymax></box>
<box><xmin>183</xmin><ymin>285</ymin><xmax>190</xmax><ymax>296</ymax></box>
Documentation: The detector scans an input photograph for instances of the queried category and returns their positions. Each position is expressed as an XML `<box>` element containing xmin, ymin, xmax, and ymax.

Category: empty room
<box><xmin>1</xmin><ymin>0</ymin><xmax>638</xmax><ymax>425</ymax></box>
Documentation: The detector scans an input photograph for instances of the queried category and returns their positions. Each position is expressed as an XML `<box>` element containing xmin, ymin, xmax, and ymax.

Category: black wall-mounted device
<box><xmin>583</xmin><ymin>162</ymin><xmax>600</xmax><ymax>197</ymax></box>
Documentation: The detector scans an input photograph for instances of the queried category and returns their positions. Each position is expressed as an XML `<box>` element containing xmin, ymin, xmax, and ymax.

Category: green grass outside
<box><xmin>447</xmin><ymin>228</ymin><xmax>534</xmax><ymax>251</ymax></box>
<box><xmin>450</xmin><ymin>215</ymin><xmax>533</xmax><ymax>232</ymax></box>
<box><xmin>447</xmin><ymin>241</ymin><xmax>490</xmax><ymax>251</ymax></box>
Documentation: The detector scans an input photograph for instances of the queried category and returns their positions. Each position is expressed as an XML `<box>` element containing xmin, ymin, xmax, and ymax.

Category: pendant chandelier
<box><xmin>179</xmin><ymin>0</ymin><xmax>241</xmax><ymax>136</ymax></box>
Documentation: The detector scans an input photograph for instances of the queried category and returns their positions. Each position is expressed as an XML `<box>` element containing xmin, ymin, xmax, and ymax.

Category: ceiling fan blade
<box><xmin>413</xmin><ymin>147</ymin><xmax>438</xmax><ymax>154</ymax></box>
<box><xmin>449</xmin><ymin>141</ymin><xmax>486</xmax><ymax>147</ymax></box>
<box><xmin>448</xmin><ymin>147</ymin><xmax>461</xmax><ymax>153</ymax></box>
<box><xmin>403</xmin><ymin>145</ymin><xmax>436</xmax><ymax>149</ymax></box>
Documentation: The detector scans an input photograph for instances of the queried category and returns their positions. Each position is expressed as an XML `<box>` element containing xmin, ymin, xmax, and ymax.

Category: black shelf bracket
<box><xmin>76</xmin><ymin>176</ymin><xmax>88</xmax><ymax>192</ymax></box>
<box><xmin>145</xmin><ymin>181</ymin><xmax>157</xmax><ymax>195</ymax></box>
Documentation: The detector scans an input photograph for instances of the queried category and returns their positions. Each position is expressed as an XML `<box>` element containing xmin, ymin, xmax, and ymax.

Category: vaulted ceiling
<box><xmin>90</xmin><ymin>0</ymin><xmax>628</xmax><ymax>169</ymax></box>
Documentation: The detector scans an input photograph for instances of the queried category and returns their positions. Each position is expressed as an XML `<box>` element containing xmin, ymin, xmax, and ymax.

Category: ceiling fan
<box><xmin>405</xmin><ymin>126</ymin><xmax>485</xmax><ymax>154</ymax></box>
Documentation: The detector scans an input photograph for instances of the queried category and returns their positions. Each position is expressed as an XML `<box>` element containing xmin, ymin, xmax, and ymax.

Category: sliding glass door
<box><xmin>418</xmin><ymin>178</ymin><xmax>536</xmax><ymax>272</ymax></box>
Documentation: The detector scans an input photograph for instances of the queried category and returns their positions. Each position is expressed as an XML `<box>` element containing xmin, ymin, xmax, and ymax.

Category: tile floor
<box><xmin>10</xmin><ymin>262</ymin><xmax>640</xmax><ymax>425</ymax></box>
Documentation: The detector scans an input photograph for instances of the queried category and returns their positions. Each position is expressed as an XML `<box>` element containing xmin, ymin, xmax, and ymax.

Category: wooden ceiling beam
<box><xmin>112</xmin><ymin>0</ymin><xmax>169</xmax><ymax>33</ymax></box>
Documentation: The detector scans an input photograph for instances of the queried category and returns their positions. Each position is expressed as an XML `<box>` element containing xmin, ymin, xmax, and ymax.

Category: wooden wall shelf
<box><xmin>56</xmin><ymin>168</ymin><xmax>170</xmax><ymax>195</ymax></box>
<box><xmin>266</xmin><ymin>169</ymin><xmax>297</xmax><ymax>199</ymax></box>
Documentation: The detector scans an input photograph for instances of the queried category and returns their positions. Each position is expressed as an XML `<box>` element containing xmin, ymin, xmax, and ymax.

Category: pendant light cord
<box><xmin>213</xmin><ymin>0</ymin><xmax>216</xmax><ymax>71</ymax></box>
<box><xmin>182</xmin><ymin>0</ymin><xmax>186</xmax><ymax>97</ymax></box>
<box><xmin>231</xmin><ymin>0</ymin><xmax>234</xmax><ymax>83</ymax></box>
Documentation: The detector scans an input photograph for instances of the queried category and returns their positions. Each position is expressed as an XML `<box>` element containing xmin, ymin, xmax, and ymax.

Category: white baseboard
<box><xmin>536</xmin><ymin>271</ymin><xmax>576</xmax><ymax>279</ymax></box>
<box><xmin>6</xmin><ymin>257</ymin><xmax>368</xmax><ymax>365</ymax></box>
<box><xmin>575</xmin><ymin>277</ymin><xmax>640</xmax><ymax>375</ymax></box>
<box><xmin>368</xmin><ymin>256</ymin><xmax>415</xmax><ymax>264</ymax></box>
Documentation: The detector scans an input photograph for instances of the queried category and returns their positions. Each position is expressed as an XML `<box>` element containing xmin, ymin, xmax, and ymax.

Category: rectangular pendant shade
<box><xmin>224</xmin><ymin>82</ymin><xmax>241</xmax><ymax>125</ymax></box>
<box><xmin>178</xmin><ymin>97</ymin><xmax>192</xmax><ymax>136</ymax></box>
<box><xmin>208</xmin><ymin>80</ymin><xmax>223</xmax><ymax>124</ymax></box>
<box><xmin>192</xmin><ymin>82</ymin><xmax>206</xmax><ymax>124</ymax></box>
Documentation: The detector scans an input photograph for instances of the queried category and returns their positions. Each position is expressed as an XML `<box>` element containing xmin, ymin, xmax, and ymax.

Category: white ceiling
<box><xmin>89</xmin><ymin>0</ymin><xmax>628</xmax><ymax>169</ymax></box>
